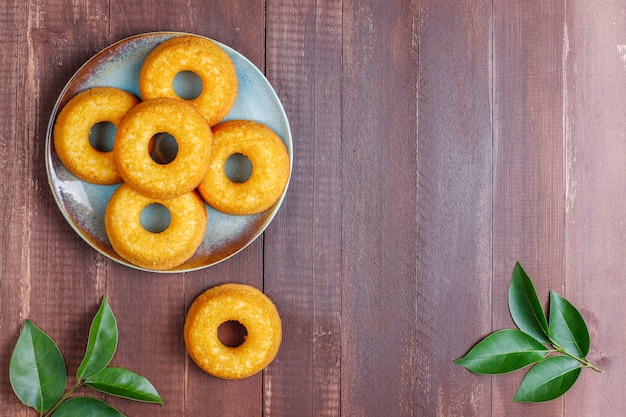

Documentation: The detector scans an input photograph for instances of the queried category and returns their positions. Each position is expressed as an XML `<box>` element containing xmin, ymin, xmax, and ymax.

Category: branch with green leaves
<box><xmin>454</xmin><ymin>262</ymin><xmax>601</xmax><ymax>403</ymax></box>
<box><xmin>9</xmin><ymin>296</ymin><xmax>163</xmax><ymax>417</ymax></box>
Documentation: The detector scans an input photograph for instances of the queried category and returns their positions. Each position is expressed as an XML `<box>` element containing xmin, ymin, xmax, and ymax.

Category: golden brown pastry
<box><xmin>104</xmin><ymin>183</ymin><xmax>207</xmax><ymax>270</ymax></box>
<box><xmin>114</xmin><ymin>97</ymin><xmax>212</xmax><ymax>199</ymax></box>
<box><xmin>139</xmin><ymin>35</ymin><xmax>238</xmax><ymax>126</ymax></box>
<box><xmin>197</xmin><ymin>120</ymin><xmax>290</xmax><ymax>215</ymax></box>
<box><xmin>53</xmin><ymin>87</ymin><xmax>139</xmax><ymax>184</ymax></box>
<box><xmin>184</xmin><ymin>283</ymin><xmax>282</xmax><ymax>379</ymax></box>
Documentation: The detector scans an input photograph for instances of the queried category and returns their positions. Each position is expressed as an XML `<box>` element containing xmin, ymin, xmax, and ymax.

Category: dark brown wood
<box><xmin>563</xmin><ymin>1</ymin><xmax>626</xmax><ymax>415</ymax></box>
<box><xmin>264</xmin><ymin>1</ymin><xmax>343</xmax><ymax>416</ymax></box>
<box><xmin>341</xmin><ymin>2</ymin><xmax>419</xmax><ymax>416</ymax></box>
<box><xmin>416</xmin><ymin>0</ymin><xmax>493</xmax><ymax>416</ymax></box>
<box><xmin>1</xmin><ymin>4</ymin><xmax>36</xmax><ymax>415</ymax></box>
<box><xmin>2</xmin><ymin>0</ymin><xmax>626</xmax><ymax>416</ymax></box>
<box><xmin>492</xmin><ymin>1</ymin><xmax>567</xmax><ymax>415</ymax></box>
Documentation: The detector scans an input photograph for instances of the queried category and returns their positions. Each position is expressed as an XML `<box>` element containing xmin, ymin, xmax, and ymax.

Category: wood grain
<box><xmin>264</xmin><ymin>1</ymin><xmax>343</xmax><ymax>416</ymax></box>
<box><xmin>492</xmin><ymin>1</ymin><xmax>566</xmax><ymax>414</ymax></box>
<box><xmin>0</xmin><ymin>2</ymin><xmax>32</xmax><ymax>414</ymax></box>
<box><xmin>341</xmin><ymin>2</ymin><xmax>419</xmax><ymax>416</ymax></box>
<box><xmin>564</xmin><ymin>1</ymin><xmax>626</xmax><ymax>415</ymax></box>
<box><xmin>416</xmin><ymin>1</ymin><xmax>493</xmax><ymax>416</ymax></box>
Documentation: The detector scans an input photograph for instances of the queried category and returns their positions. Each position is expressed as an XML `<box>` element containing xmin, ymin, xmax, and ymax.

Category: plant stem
<box><xmin>43</xmin><ymin>380</ymin><xmax>85</xmax><ymax>417</ymax></box>
<box><xmin>580</xmin><ymin>357</ymin><xmax>603</xmax><ymax>373</ymax></box>
<box><xmin>551</xmin><ymin>341</ymin><xmax>602</xmax><ymax>373</ymax></box>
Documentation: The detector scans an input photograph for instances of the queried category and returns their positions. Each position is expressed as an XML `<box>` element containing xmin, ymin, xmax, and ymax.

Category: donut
<box><xmin>184</xmin><ymin>283</ymin><xmax>282</xmax><ymax>379</ymax></box>
<box><xmin>53</xmin><ymin>87</ymin><xmax>139</xmax><ymax>184</ymax></box>
<box><xmin>139</xmin><ymin>35</ymin><xmax>238</xmax><ymax>126</ymax></box>
<box><xmin>104</xmin><ymin>183</ymin><xmax>207</xmax><ymax>271</ymax></box>
<box><xmin>197</xmin><ymin>120</ymin><xmax>290</xmax><ymax>215</ymax></box>
<box><xmin>114</xmin><ymin>97</ymin><xmax>212</xmax><ymax>199</ymax></box>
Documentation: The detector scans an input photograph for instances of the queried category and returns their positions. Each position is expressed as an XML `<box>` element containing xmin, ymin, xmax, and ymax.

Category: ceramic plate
<box><xmin>45</xmin><ymin>32</ymin><xmax>292</xmax><ymax>273</ymax></box>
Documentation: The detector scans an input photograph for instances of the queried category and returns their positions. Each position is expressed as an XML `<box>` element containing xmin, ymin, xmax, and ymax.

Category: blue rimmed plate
<box><xmin>45</xmin><ymin>32</ymin><xmax>292</xmax><ymax>273</ymax></box>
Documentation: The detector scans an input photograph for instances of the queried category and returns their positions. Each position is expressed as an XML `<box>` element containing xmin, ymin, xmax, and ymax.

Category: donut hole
<box><xmin>225</xmin><ymin>153</ymin><xmax>253</xmax><ymax>183</ymax></box>
<box><xmin>218</xmin><ymin>320</ymin><xmax>248</xmax><ymax>348</ymax></box>
<box><xmin>149</xmin><ymin>132</ymin><xmax>178</xmax><ymax>164</ymax></box>
<box><xmin>89</xmin><ymin>121</ymin><xmax>117</xmax><ymax>152</ymax></box>
<box><xmin>173</xmin><ymin>71</ymin><xmax>203</xmax><ymax>100</ymax></box>
<box><xmin>140</xmin><ymin>203</ymin><xmax>171</xmax><ymax>233</ymax></box>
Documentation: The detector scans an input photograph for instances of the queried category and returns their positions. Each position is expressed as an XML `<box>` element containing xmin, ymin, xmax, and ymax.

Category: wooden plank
<box><xmin>264</xmin><ymin>0</ymin><xmax>343</xmax><ymax>415</ymax></box>
<box><xmin>564</xmin><ymin>1</ymin><xmax>626</xmax><ymax>415</ymax></box>
<box><xmin>109</xmin><ymin>1</ymin><xmax>264</xmax><ymax>66</ymax></box>
<box><xmin>416</xmin><ymin>0</ymin><xmax>493</xmax><ymax>416</ymax></box>
<box><xmin>341</xmin><ymin>1</ymin><xmax>419</xmax><ymax>416</ymax></box>
<box><xmin>492</xmin><ymin>0</ymin><xmax>566</xmax><ymax>414</ymax></box>
<box><xmin>0</xmin><ymin>1</ymin><xmax>34</xmax><ymax>414</ymax></box>
<box><xmin>105</xmin><ymin>2</ymin><xmax>266</xmax><ymax>416</ymax></box>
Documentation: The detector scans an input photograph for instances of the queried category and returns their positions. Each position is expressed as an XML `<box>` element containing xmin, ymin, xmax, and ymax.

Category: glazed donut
<box><xmin>53</xmin><ymin>87</ymin><xmax>139</xmax><ymax>184</ymax></box>
<box><xmin>197</xmin><ymin>120</ymin><xmax>290</xmax><ymax>215</ymax></box>
<box><xmin>139</xmin><ymin>35</ymin><xmax>238</xmax><ymax>126</ymax></box>
<box><xmin>104</xmin><ymin>183</ymin><xmax>207</xmax><ymax>271</ymax></box>
<box><xmin>184</xmin><ymin>283</ymin><xmax>282</xmax><ymax>379</ymax></box>
<box><xmin>114</xmin><ymin>97</ymin><xmax>212</xmax><ymax>199</ymax></box>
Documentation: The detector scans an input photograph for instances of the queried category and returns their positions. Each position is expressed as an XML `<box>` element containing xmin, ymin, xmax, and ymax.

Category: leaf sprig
<box><xmin>454</xmin><ymin>262</ymin><xmax>601</xmax><ymax>402</ymax></box>
<box><xmin>9</xmin><ymin>296</ymin><xmax>163</xmax><ymax>416</ymax></box>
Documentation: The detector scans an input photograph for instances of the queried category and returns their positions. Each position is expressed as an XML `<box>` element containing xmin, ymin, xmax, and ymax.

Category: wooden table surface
<box><xmin>2</xmin><ymin>0</ymin><xmax>625</xmax><ymax>416</ymax></box>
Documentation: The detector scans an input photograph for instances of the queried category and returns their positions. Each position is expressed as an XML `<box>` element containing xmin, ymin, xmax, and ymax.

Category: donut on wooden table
<box><xmin>184</xmin><ymin>283</ymin><xmax>282</xmax><ymax>379</ymax></box>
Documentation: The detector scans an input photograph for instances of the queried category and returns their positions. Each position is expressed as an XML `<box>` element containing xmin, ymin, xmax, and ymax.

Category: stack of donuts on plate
<box><xmin>53</xmin><ymin>35</ymin><xmax>291</xmax><ymax>271</ymax></box>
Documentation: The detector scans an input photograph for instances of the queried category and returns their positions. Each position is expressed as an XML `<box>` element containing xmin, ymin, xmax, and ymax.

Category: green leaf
<box><xmin>51</xmin><ymin>397</ymin><xmax>126</xmax><ymax>417</ymax></box>
<box><xmin>514</xmin><ymin>355</ymin><xmax>582</xmax><ymax>402</ymax></box>
<box><xmin>549</xmin><ymin>290</ymin><xmax>590</xmax><ymax>358</ymax></box>
<box><xmin>9</xmin><ymin>320</ymin><xmax>67</xmax><ymax>413</ymax></box>
<box><xmin>77</xmin><ymin>296</ymin><xmax>118</xmax><ymax>379</ymax></box>
<box><xmin>85</xmin><ymin>367</ymin><xmax>163</xmax><ymax>405</ymax></box>
<box><xmin>454</xmin><ymin>329</ymin><xmax>550</xmax><ymax>374</ymax></box>
<box><xmin>508</xmin><ymin>262</ymin><xmax>549</xmax><ymax>343</ymax></box>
